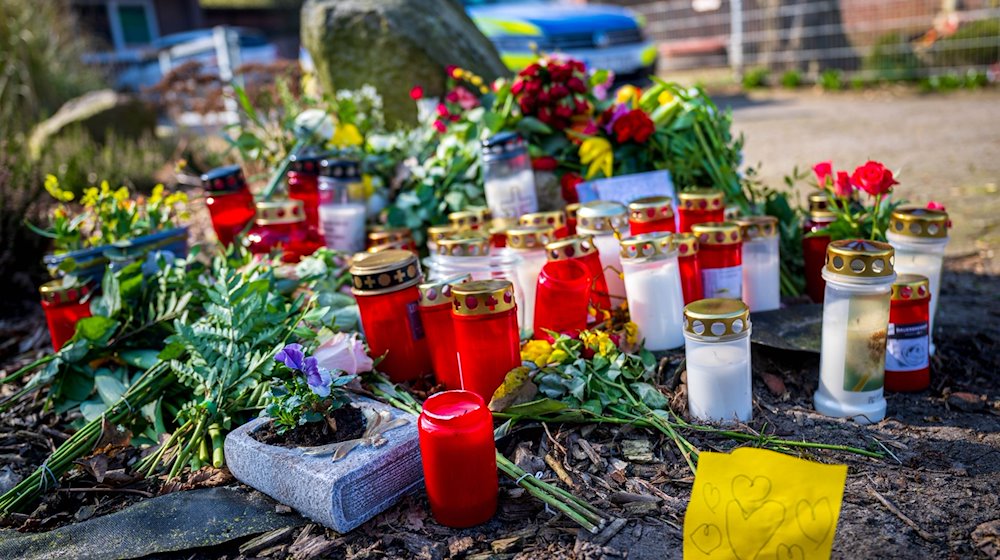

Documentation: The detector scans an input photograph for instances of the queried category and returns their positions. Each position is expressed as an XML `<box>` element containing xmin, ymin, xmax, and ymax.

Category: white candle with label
<box><xmin>621</xmin><ymin>246</ymin><xmax>685</xmax><ymax>351</ymax></box>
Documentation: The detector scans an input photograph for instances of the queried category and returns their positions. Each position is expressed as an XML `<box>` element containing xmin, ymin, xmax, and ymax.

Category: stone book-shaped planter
<box><xmin>44</xmin><ymin>226</ymin><xmax>189</xmax><ymax>284</ymax></box>
<box><xmin>225</xmin><ymin>397</ymin><xmax>423</xmax><ymax>533</ymax></box>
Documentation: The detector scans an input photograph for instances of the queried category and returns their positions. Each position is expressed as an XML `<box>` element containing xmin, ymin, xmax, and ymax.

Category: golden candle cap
<box><xmin>565</xmin><ymin>203</ymin><xmax>581</xmax><ymax>221</ymax></box>
<box><xmin>367</xmin><ymin>226</ymin><xmax>413</xmax><ymax>246</ymax></box>
<box><xmin>436</xmin><ymin>234</ymin><xmax>491</xmax><ymax>257</ymax></box>
<box><xmin>40</xmin><ymin>279</ymin><xmax>93</xmax><ymax>305</ymax></box>
<box><xmin>350</xmin><ymin>250</ymin><xmax>422</xmax><ymax>295</ymax></box>
<box><xmin>691</xmin><ymin>222</ymin><xmax>742</xmax><ymax>246</ymax></box>
<box><xmin>488</xmin><ymin>217</ymin><xmax>519</xmax><ymax>236</ymax></box>
<box><xmin>255</xmin><ymin>199</ymin><xmax>305</xmax><ymax>225</ymax></box>
<box><xmin>673</xmin><ymin>232</ymin><xmax>700</xmax><ymax>256</ymax></box>
<box><xmin>545</xmin><ymin>234</ymin><xmax>598</xmax><ymax>261</ymax></box>
<box><xmin>889</xmin><ymin>207</ymin><xmax>949</xmax><ymax>239</ymax></box>
<box><xmin>448</xmin><ymin>210</ymin><xmax>485</xmax><ymax>230</ymax></box>
<box><xmin>519</xmin><ymin>210</ymin><xmax>566</xmax><ymax>230</ymax></box>
<box><xmin>628</xmin><ymin>196</ymin><xmax>674</xmax><ymax>223</ymax></box>
<box><xmin>418</xmin><ymin>274</ymin><xmax>473</xmax><ymax>307</ymax></box>
<box><xmin>683</xmin><ymin>298</ymin><xmax>750</xmax><ymax>339</ymax></box>
<box><xmin>506</xmin><ymin>226</ymin><xmax>556</xmax><ymax>250</ymax></box>
<box><xmin>366</xmin><ymin>240</ymin><xmax>413</xmax><ymax>254</ymax></box>
<box><xmin>734</xmin><ymin>215</ymin><xmax>779</xmax><ymax>241</ymax></box>
<box><xmin>891</xmin><ymin>273</ymin><xmax>930</xmax><ymax>301</ymax></box>
<box><xmin>451</xmin><ymin>279</ymin><xmax>516</xmax><ymax>316</ymax></box>
<box><xmin>809</xmin><ymin>210</ymin><xmax>837</xmax><ymax>223</ymax></box>
<box><xmin>427</xmin><ymin>224</ymin><xmax>458</xmax><ymax>243</ymax></box>
<box><xmin>576</xmin><ymin>201</ymin><xmax>627</xmax><ymax>235</ymax></box>
<box><xmin>808</xmin><ymin>192</ymin><xmax>829</xmax><ymax>214</ymax></box>
<box><xmin>825</xmin><ymin>239</ymin><xmax>895</xmax><ymax>278</ymax></box>
<box><xmin>619</xmin><ymin>232</ymin><xmax>676</xmax><ymax>260</ymax></box>
<box><xmin>678</xmin><ymin>188</ymin><xmax>724</xmax><ymax>211</ymax></box>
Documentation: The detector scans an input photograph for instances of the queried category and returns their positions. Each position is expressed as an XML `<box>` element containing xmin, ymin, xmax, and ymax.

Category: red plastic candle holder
<box><xmin>201</xmin><ymin>165</ymin><xmax>256</xmax><ymax>247</ymax></box>
<box><xmin>544</xmin><ymin>235</ymin><xmax>611</xmax><ymax>320</ymax></box>
<box><xmin>885</xmin><ymin>274</ymin><xmax>931</xmax><ymax>392</ymax></box>
<box><xmin>565</xmin><ymin>203</ymin><xmax>580</xmax><ymax>236</ymax></box>
<box><xmin>418</xmin><ymin>275</ymin><xmax>472</xmax><ymax>389</ymax></box>
<box><xmin>246</xmin><ymin>200</ymin><xmax>322</xmax><ymax>263</ymax></box>
<box><xmin>675</xmin><ymin>233</ymin><xmax>704</xmax><ymax>304</ymax></box>
<box><xmin>350</xmin><ymin>250</ymin><xmax>432</xmax><ymax>382</ymax></box>
<box><xmin>628</xmin><ymin>196</ymin><xmax>676</xmax><ymax>235</ymax></box>
<box><xmin>534</xmin><ymin>260</ymin><xmax>591</xmax><ymax>338</ymax></box>
<box><xmin>451</xmin><ymin>280</ymin><xmax>521</xmax><ymax>402</ymax></box>
<box><xmin>802</xmin><ymin>211</ymin><xmax>836</xmax><ymax>303</ymax></box>
<box><xmin>677</xmin><ymin>189</ymin><xmax>725</xmax><ymax>233</ymax></box>
<box><xmin>418</xmin><ymin>390</ymin><xmax>498</xmax><ymax>528</ymax></box>
<box><xmin>287</xmin><ymin>154</ymin><xmax>324</xmax><ymax>235</ymax></box>
<box><xmin>692</xmin><ymin>222</ymin><xmax>743</xmax><ymax>300</ymax></box>
<box><xmin>40</xmin><ymin>280</ymin><xmax>93</xmax><ymax>351</ymax></box>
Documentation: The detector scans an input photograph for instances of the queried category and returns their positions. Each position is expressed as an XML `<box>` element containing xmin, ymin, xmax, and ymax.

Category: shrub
<box><xmin>780</xmin><ymin>70</ymin><xmax>802</xmax><ymax>89</ymax></box>
<box><xmin>863</xmin><ymin>33</ymin><xmax>922</xmax><ymax>82</ymax></box>
<box><xmin>819</xmin><ymin>69</ymin><xmax>844</xmax><ymax>91</ymax></box>
<box><xmin>43</xmin><ymin>128</ymin><xmax>176</xmax><ymax>195</ymax></box>
<box><xmin>742</xmin><ymin>67</ymin><xmax>769</xmax><ymax>89</ymax></box>
<box><xmin>934</xmin><ymin>19</ymin><xmax>1000</xmax><ymax>68</ymax></box>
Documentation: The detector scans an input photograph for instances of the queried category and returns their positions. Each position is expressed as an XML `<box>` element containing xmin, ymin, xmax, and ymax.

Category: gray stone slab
<box><xmin>750</xmin><ymin>304</ymin><xmax>823</xmax><ymax>354</ymax></box>
<box><xmin>225</xmin><ymin>397</ymin><xmax>423</xmax><ymax>534</ymax></box>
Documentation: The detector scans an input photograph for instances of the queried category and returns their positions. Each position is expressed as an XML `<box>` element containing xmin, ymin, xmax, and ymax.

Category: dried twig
<box><xmin>866</xmin><ymin>485</ymin><xmax>937</xmax><ymax>543</ymax></box>
<box><xmin>545</xmin><ymin>453</ymin><xmax>576</xmax><ymax>489</ymax></box>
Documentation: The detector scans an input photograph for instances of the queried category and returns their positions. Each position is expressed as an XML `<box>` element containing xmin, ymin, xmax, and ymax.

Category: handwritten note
<box><xmin>575</xmin><ymin>170</ymin><xmax>675</xmax><ymax>206</ymax></box>
<box><xmin>683</xmin><ymin>448</ymin><xmax>847</xmax><ymax>560</ymax></box>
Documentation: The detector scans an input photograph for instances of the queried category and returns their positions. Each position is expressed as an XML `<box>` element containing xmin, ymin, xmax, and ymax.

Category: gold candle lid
<box><xmin>619</xmin><ymin>232</ymin><xmax>675</xmax><ymax>260</ymax></box>
<box><xmin>488</xmin><ymin>217</ymin><xmax>519</xmax><ymax>237</ymax></box>
<box><xmin>825</xmin><ymin>239</ymin><xmax>895</xmax><ymax>278</ymax></box>
<box><xmin>576</xmin><ymin>201</ymin><xmax>627</xmax><ymax>235</ymax></box>
<box><xmin>674</xmin><ymin>232</ymin><xmax>700</xmax><ymax>256</ymax></box>
<box><xmin>368</xmin><ymin>226</ymin><xmax>413</xmax><ymax>246</ymax></box>
<box><xmin>683</xmin><ymin>298</ymin><xmax>750</xmax><ymax>339</ymax></box>
<box><xmin>448</xmin><ymin>210</ymin><xmax>485</xmax><ymax>230</ymax></box>
<box><xmin>451</xmin><ymin>279</ymin><xmax>516</xmax><ymax>316</ymax></box>
<box><xmin>691</xmin><ymin>222</ymin><xmax>742</xmax><ymax>246</ymax></box>
<box><xmin>678</xmin><ymin>188</ymin><xmax>724</xmax><ymax>211</ymax></box>
<box><xmin>808</xmin><ymin>192</ymin><xmax>829</xmax><ymax>214</ymax></box>
<box><xmin>367</xmin><ymin>240</ymin><xmax>413</xmax><ymax>254</ymax></box>
<box><xmin>891</xmin><ymin>273</ymin><xmax>930</xmax><ymax>301</ymax></box>
<box><xmin>565</xmin><ymin>203</ymin><xmax>581</xmax><ymax>221</ymax></box>
<box><xmin>519</xmin><ymin>211</ymin><xmax>566</xmax><ymax>230</ymax></box>
<box><xmin>40</xmin><ymin>279</ymin><xmax>93</xmax><ymax>305</ymax></box>
<box><xmin>628</xmin><ymin>196</ymin><xmax>674</xmax><ymax>223</ymax></box>
<box><xmin>506</xmin><ymin>226</ymin><xmax>555</xmax><ymax>250</ymax></box>
<box><xmin>545</xmin><ymin>235</ymin><xmax>598</xmax><ymax>261</ymax></box>
<box><xmin>733</xmin><ymin>215</ymin><xmax>779</xmax><ymax>241</ymax></box>
<box><xmin>255</xmin><ymin>199</ymin><xmax>305</xmax><ymax>225</ymax></box>
<box><xmin>436</xmin><ymin>235</ymin><xmax>491</xmax><ymax>257</ymax></box>
<box><xmin>888</xmin><ymin>207</ymin><xmax>949</xmax><ymax>239</ymax></box>
<box><xmin>350</xmin><ymin>250</ymin><xmax>422</xmax><ymax>295</ymax></box>
<box><xmin>427</xmin><ymin>225</ymin><xmax>458</xmax><ymax>243</ymax></box>
<box><xmin>418</xmin><ymin>274</ymin><xmax>473</xmax><ymax>307</ymax></box>
<box><xmin>810</xmin><ymin>210</ymin><xmax>837</xmax><ymax>223</ymax></box>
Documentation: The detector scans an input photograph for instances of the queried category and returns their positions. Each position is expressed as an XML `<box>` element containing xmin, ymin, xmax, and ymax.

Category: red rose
<box><xmin>560</xmin><ymin>172</ymin><xmax>584</xmax><ymax>203</ymax></box>
<box><xmin>432</xmin><ymin>120</ymin><xmax>447</xmax><ymax>133</ymax></box>
<box><xmin>537</xmin><ymin>89</ymin><xmax>550</xmax><ymax>104</ymax></box>
<box><xmin>851</xmin><ymin>161</ymin><xmax>898</xmax><ymax>196</ymax></box>
<box><xmin>550</xmin><ymin>84</ymin><xmax>569</xmax><ymax>99</ymax></box>
<box><xmin>537</xmin><ymin>106</ymin><xmax>553</xmax><ymax>124</ymax></box>
<box><xmin>436</xmin><ymin>103</ymin><xmax>449</xmax><ymax>117</ymax></box>
<box><xmin>408</xmin><ymin>85</ymin><xmax>424</xmax><ymax>100</ymax></box>
<box><xmin>834</xmin><ymin>171</ymin><xmax>853</xmax><ymax>198</ymax></box>
<box><xmin>519</xmin><ymin>98</ymin><xmax>534</xmax><ymax>114</ymax></box>
<box><xmin>511</xmin><ymin>79</ymin><xmax>525</xmax><ymax>95</ymax></box>
<box><xmin>521</xmin><ymin>63</ymin><xmax>541</xmax><ymax>78</ymax></box>
<box><xmin>567</xmin><ymin>77</ymin><xmax>586</xmax><ymax>93</ymax></box>
<box><xmin>532</xmin><ymin>156</ymin><xmax>558</xmax><ymax>171</ymax></box>
<box><xmin>612</xmin><ymin>109</ymin><xmax>655</xmax><ymax>143</ymax></box>
<box><xmin>926</xmin><ymin>201</ymin><xmax>946</xmax><ymax>211</ymax></box>
<box><xmin>554</xmin><ymin>104</ymin><xmax>573</xmax><ymax>119</ymax></box>
<box><xmin>813</xmin><ymin>161</ymin><xmax>832</xmax><ymax>186</ymax></box>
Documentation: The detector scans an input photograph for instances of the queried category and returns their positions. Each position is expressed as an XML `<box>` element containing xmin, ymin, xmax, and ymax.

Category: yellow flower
<box><xmin>44</xmin><ymin>174</ymin><xmax>73</xmax><ymax>202</ymax></box>
<box><xmin>100</xmin><ymin>180</ymin><xmax>111</xmax><ymax>196</ymax></box>
<box><xmin>624</xmin><ymin>321</ymin><xmax>639</xmax><ymax>345</ymax></box>
<box><xmin>520</xmin><ymin>339</ymin><xmax>554</xmax><ymax>367</ymax></box>
<box><xmin>330</xmin><ymin>123</ymin><xmax>363</xmax><ymax>147</ymax></box>
<box><xmin>113</xmin><ymin>186</ymin><xmax>129</xmax><ymax>203</ymax></box>
<box><xmin>479</xmin><ymin>86</ymin><xmax>490</xmax><ymax>95</ymax></box>
<box><xmin>470</xmin><ymin>75</ymin><xmax>483</xmax><ymax>87</ymax></box>
<box><xmin>81</xmin><ymin>187</ymin><xmax>99</xmax><ymax>208</ymax></box>
<box><xmin>657</xmin><ymin>90</ymin><xmax>675</xmax><ymax>106</ymax></box>
<box><xmin>615</xmin><ymin>85</ymin><xmax>641</xmax><ymax>108</ymax></box>
<box><xmin>149</xmin><ymin>184</ymin><xmax>165</xmax><ymax>205</ymax></box>
<box><xmin>453</xmin><ymin>68</ymin><xmax>465</xmax><ymax>79</ymax></box>
<box><xmin>549</xmin><ymin>348</ymin><xmax>569</xmax><ymax>363</ymax></box>
<box><xmin>361</xmin><ymin>174</ymin><xmax>375</xmax><ymax>198</ymax></box>
<box><xmin>53</xmin><ymin>206</ymin><xmax>67</xmax><ymax>219</ymax></box>
<box><xmin>165</xmin><ymin>191</ymin><xmax>188</xmax><ymax>206</ymax></box>
<box><xmin>579</xmin><ymin>137</ymin><xmax>613</xmax><ymax>179</ymax></box>
<box><xmin>581</xmin><ymin>330</ymin><xmax>616</xmax><ymax>357</ymax></box>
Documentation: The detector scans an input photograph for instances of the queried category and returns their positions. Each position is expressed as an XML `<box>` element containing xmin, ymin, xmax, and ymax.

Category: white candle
<box><xmin>592</xmin><ymin>233</ymin><xmax>626</xmax><ymax>301</ymax></box>
<box><xmin>622</xmin><ymin>253</ymin><xmax>685</xmax><ymax>351</ymax></box>
<box><xmin>506</xmin><ymin>249</ymin><xmax>546</xmax><ymax>336</ymax></box>
<box><xmin>683</xmin><ymin>298</ymin><xmax>753</xmax><ymax>423</ymax></box>
<box><xmin>318</xmin><ymin>203</ymin><xmax>366</xmax><ymax>253</ymax></box>
<box><xmin>741</xmin><ymin>236</ymin><xmax>781</xmax><ymax>312</ymax></box>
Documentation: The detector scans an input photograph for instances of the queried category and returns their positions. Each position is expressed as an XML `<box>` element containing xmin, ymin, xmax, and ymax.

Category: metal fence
<box><xmin>619</xmin><ymin>0</ymin><xmax>1000</xmax><ymax>81</ymax></box>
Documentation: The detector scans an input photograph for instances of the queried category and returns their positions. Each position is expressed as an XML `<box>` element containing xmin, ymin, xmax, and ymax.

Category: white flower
<box><xmin>313</xmin><ymin>332</ymin><xmax>373</xmax><ymax>375</ymax></box>
<box><xmin>293</xmin><ymin>109</ymin><xmax>334</xmax><ymax>141</ymax></box>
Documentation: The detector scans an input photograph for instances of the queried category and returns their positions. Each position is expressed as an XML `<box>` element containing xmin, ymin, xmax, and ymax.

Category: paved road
<box><xmin>726</xmin><ymin>89</ymin><xmax>1000</xmax><ymax>258</ymax></box>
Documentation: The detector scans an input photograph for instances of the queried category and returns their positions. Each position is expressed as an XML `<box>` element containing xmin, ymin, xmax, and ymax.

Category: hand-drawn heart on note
<box><xmin>690</xmin><ymin>523</ymin><xmax>723</xmax><ymax>555</ymax></box>
<box><xmin>796</xmin><ymin>498</ymin><xmax>833</xmax><ymax>543</ymax></box>
<box><xmin>726</xmin><ymin>501</ymin><xmax>786</xmax><ymax>560</ymax></box>
<box><xmin>776</xmin><ymin>543</ymin><xmax>805</xmax><ymax>560</ymax></box>
<box><xmin>704</xmin><ymin>483</ymin><xmax>721</xmax><ymax>513</ymax></box>
<box><xmin>732</xmin><ymin>475</ymin><xmax>772</xmax><ymax>514</ymax></box>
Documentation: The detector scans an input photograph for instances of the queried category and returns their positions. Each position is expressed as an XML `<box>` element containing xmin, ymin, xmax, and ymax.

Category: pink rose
<box><xmin>851</xmin><ymin>161</ymin><xmax>898</xmax><ymax>197</ymax></box>
<box><xmin>314</xmin><ymin>332</ymin><xmax>374</xmax><ymax>375</ymax></box>
<box><xmin>813</xmin><ymin>161</ymin><xmax>833</xmax><ymax>186</ymax></box>
<box><xmin>834</xmin><ymin>171</ymin><xmax>853</xmax><ymax>198</ymax></box>
<box><xmin>926</xmin><ymin>201</ymin><xmax>946</xmax><ymax>211</ymax></box>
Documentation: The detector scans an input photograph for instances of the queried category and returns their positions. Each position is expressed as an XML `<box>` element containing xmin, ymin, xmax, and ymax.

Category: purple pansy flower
<box><xmin>275</xmin><ymin>343</ymin><xmax>305</xmax><ymax>371</ymax></box>
<box><xmin>302</xmin><ymin>356</ymin><xmax>332</xmax><ymax>398</ymax></box>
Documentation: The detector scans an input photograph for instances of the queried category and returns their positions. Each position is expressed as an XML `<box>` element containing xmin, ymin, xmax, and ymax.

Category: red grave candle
<box><xmin>628</xmin><ymin>196</ymin><xmax>676</xmax><ymax>235</ymax></box>
<box><xmin>418</xmin><ymin>390</ymin><xmax>498</xmax><ymax>527</ymax></box>
<box><xmin>351</xmin><ymin>250</ymin><xmax>432</xmax><ymax>382</ymax></box>
<box><xmin>286</xmin><ymin>153</ymin><xmax>323</xmax><ymax>236</ymax></box>
<box><xmin>691</xmin><ymin>222</ymin><xmax>743</xmax><ymax>300</ymax></box>
<box><xmin>40</xmin><ymin>280</ymin><xmax>93</xmax><ymax>351</ymax></box>
<box><xmin>418</xmin><ymin>275</ymin><xmax>472</xmax><ymax>389</ymax></box>
<box><xmin>201</xmin><ymin>165</ymin><xmax>256</xmax><ymax>247</ymax></box>
<box><xmin>520</xmin><ymin>210</ymin><xmax>569</xmax><ymax>239</ymax></box>
<box><xmin>245</xmin><ymin>200</ymin><xmax>322</xmax><ymax>263</ymax></box>
<box><xmin>543</xmin><ymin>235</ymin><xmax>611</xmax><ymax>322</ymax></box>
<box><xmin>451</xmin><ymin>280</ymin><xmax>521</xmax><ymax>402</ymax></box>
<box><xmin>885</xmin><ymin>274</ymin><xmax>931</xmax><ymax>392</ymax></box>
<box><xmin>565</xmin><ymin>203</ymin><xmax>580</xmax><ymax>236</ymax></box>
<box><xmin>674</xmin><ymin>233</ymin><xmax>704</xmax><ymax>304</ymax></box>
<box><xmin>534</xmin><ymin>259</ymin><xmax>591</xmax><ymax>338</ymax></box>
<box><xmin>677</xmin><ymin>188</ymin><xmax>725</xmax><ymax>233</ymax></box>
<box><xmin>803</xmin><ymin>210</ymin><xmax>837</xmax><ymax>303</ymax></box>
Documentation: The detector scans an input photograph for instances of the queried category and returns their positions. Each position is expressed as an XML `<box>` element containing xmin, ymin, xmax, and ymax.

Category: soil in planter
<box><xmin>251</xmin><ymin>405</ymin><xmax>367</xmax><ymax>448</ymax></box>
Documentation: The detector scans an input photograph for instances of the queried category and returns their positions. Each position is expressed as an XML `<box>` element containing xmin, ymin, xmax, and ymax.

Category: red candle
<box><xmin>534</xmin><ymin>259</ymin><xmax>591</xmax><ymax>338</ymax></box>
<box><xmin>544</xmin><ymin>235</ymin><xmax>611</xmax><ymax>322</ymax></box>
<box><xmin>201</xmin><ymin>165</ymin><xmax>256</xmax><ymax>247</ymax></box>
<box><xmin>677</xmin><ymin>188</ymin><xmax>725</xmax><ymax>233</ymax></box>
<box><xmin>287</xmin><ymin>154</ymin><xmax>323</xmax><ymax>236</ymax></box>
<box><xmin>40</xmin><ymin>280</ymin><xmax>93</xmax><ymax>351</ymax></box>
<box><xmin>691</xmin><ymin>222</ymin><xmax>743</xmax><ymax>300</ymax></box>
<box><xmin>628</xmin><ymin>196</ymin><xmax>676</xmax><ymax>235</ymax></box>
<box><xmin>803</xmin><ymin>210</ymin><xmax>836</xmax><ymax>303</ymax></box>
<box><xmin>520</xmin><ymin>211</ymin><xmax>569</xmax><ymax>239</ymax></box>
<box><xmin>245</xmin><ymin>200</ymin><xmax>322</xmax><ymax>263</ymax></box>
<box><xmin>885</xmin><ymin>274</ymin><xmax>931</xmax><ymax>392</ymax></box>
<box><xmin>351</xmin><ymin>250</ymin><xmax>432</xmax><ymax>381</ymax></box>
<box><xmin>565</xmin><ymin>203</ymin><xmax>580</xmax><ymax>236</ymax></box>
<box><xmin>451</xmin><ymin>280</ymin><xmax>520</xmax><ymax>402</ymax></box>
<box><xmin>418</xmin><ymin>390</ymin><xmax>498</xmax><ymax>527</ymax></box>
<box><xmin>675</xmin><ymin>233</ymin><xmax>704</xmax><ymax>304</ymax></box>
<box><xmin>418</xmin><ymin>275</ymin><xmax>472</xmax><ymax>389</ymax></box>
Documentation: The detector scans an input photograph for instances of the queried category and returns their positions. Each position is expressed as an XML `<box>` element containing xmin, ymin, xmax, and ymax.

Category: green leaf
<box><xmin>630</xmin><ymin>382</ymin><xmax>669</xmax><ymax>410</ymax></box>
<box><xmin>75</xmin><ymin>316</ymin><xmax>119</xmax><ymax>343</ymax></box>
<box><xmin>80</xmin><ymin>400</ymin><xmax>109</xmax><ymax>422</ymax></box>
<box><xmin>516</xmin><ymin>117</ymin><xmax>554</xmax><ymax>136</ymax></box>
<box><xmin>504</xmin><ymin>398</ymin><xmax>570</xmax><ymax>417</ymax></box>
<box><xmin>119</xmin><ymin>349</ymin><xmax>161</xmax><ymax>370</ymax></box>
<box><xmin>95</xmin><ymin>375</ymin><xmax>127</xmax><ymax>406</ymax></box>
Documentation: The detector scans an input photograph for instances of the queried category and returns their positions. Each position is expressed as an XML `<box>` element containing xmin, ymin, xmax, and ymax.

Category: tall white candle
<box><xmin>577</xmin><ymin>201</ymin><xmax>629</xmax><ymax>303</ymax></box>
<box><xmin>736</xmin><ymin>216</ymin><xmax>781</xmax><ymax>312</ymax></box>
<box><xmin>319</xmin><ymin>203</ymin><xmax>366</xmax><ymax>253</ymax></box>
<box><xmin>592</xmin><ymin>233</ymin><xmax>626</xmax><ymax>302</ymax></box>
<box><xmin>620</xmin><ymin>233</ymin><xmax>685</xmax><ymax>351</ymax></box>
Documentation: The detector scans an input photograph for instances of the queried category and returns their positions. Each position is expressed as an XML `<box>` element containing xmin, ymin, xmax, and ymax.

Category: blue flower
<box><xmin>275</xmin><ymin>343</ymin><xmax>305</xmax><ymax>371</ymax></box>
<box><xmin>303</xmin><ymin>356</ymin><xmax>332</xmax><ymax>398</ymax></box>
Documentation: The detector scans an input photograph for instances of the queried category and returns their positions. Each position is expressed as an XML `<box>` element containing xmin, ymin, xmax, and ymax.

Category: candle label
<box><xmin>702</xmin><ymin>266</ymin><xmax>742</xmax><ymax>299</ymax></box>
<box><xmin>406</xmin><ymin>302</ymin><xmax>426</xmax><ymax>341</ymax></box>
<box><xmin>885</xmin><ymin>321</ymin><xmax>928</xmax><ymax>372</ymax></box>
<box><xmin>484</xmin><ymin>168</ymin><xmax>538</xmax><ymax>219</ymax></box>
<box><xmin>842</xmin><ymin>296</ymin><xmax>888</xmax><ymax>392</ymax></box>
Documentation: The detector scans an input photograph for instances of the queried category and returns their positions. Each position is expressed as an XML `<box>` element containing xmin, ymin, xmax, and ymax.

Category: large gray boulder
<box><xmin>27</xmin><ymin>90</ymin><xmax>156</xmax><ymax>159</ymax></box>
<box><xmin>301</xmin><ymin>0</ymin><xmax>509</xmax><ymax>127</ymax></box>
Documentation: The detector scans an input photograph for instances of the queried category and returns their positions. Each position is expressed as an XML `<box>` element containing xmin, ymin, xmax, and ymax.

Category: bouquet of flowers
<box><xmin>810</xmin><ymin>159</ymin><xmax>904</xmax><ymax>241</ymax></box>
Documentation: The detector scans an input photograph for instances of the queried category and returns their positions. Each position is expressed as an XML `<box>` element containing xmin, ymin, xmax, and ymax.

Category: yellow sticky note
<box><xmin>683</xmin><ymin>448</ymin><xmax>847</xmax><ymax>560</ymax></box>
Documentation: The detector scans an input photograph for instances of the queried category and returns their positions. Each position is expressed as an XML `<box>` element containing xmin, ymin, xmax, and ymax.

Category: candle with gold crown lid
<box><xmin>565</xmin><ymin>203</ymin><xmax>581</xmax><ymax>236</ymax></box>
<box><xmin>426</xmin><ymin>224</ymin><xmax>458</xmax><ymax>254</ymax></box>
<box><xmin>628</xmin><ymin>196</ymin><xmax>676</xmax><ymax>235</ymax></box>
<box><xmin>683</xmin><ymin>298</ymin><xmax>753</xmax><ymax>423</ymax></box>
<box><xmin>676</xmin><ymin>188</ymin><xmax>725</xmax><ymax>233</ymax></box>
<box><xmin>318</xmin><ymin>158</ymin><xmax>366</xmax><ymax>253</ymax></box>
<box><xmin>504</xmin><ymin>226</ymin><xmax>556</xmax><ymax>336</ymax></box>
<box><xmin>886</xmin><ymin>207</ymin><xmax>949</xmax><ymax>355</ymax></box>
<box><xmin>544</xmin><ymin>235</ymin><xmax>612</xmax><ymax>322</ymax></box>
<box><xmin>451</xmin><ymin>280</ymin><xmax>521</xmax><ymax>401</ymax></box>
<box><xmin>286</xmin><ymin>153</ymin><xmax>324</xmax><ymax>236</ymax></box>
<box><xmin>367</xmin><ymin>225</ymin><xmax>416</xmax><ymax>253</ymax></box>
<box><xmin>674</xmin><ymin>233</ymin><xmax>704</xmax><ymax>304</ymax></box>
<box><xmin>245</xmin><ymin>199</ymin><xmax>322</xmax><ymax>263</ymax></box>
<box><xmin>428</xmin><ymin>234</ymin><xmax>525</xmax><ymax>328</ymax></box>
<box><xmin>803</xmin><ymin>208</ymin><xmax>837</xmax><ymax>303</ymax></box>
<box><xmin>481</xmin><ymin>132</ymin><xmax>538</xmax><ymax>220</ymax></box>
<box><xmin>418</xmin><ymin>274</ymin><xmax>472</xmax><ymax>389</ymax></box>
<box><xmin>691</xmin><ymin>222</ymin><xmax>743</xmax><ymax>300</ymax></box>
<box><xmin>619</xmin><ymin>232</ymin><xmax>685</xmax><ymax>351</ymax></box>
<box><xmin>201</xmin><ymin>165</ymin><xmax>256</xmax><ymax>247</ymax></box>
<box><xmin>814</xmin><ymin>239</ymin><xmax>896</xmax><ymax>424</ymax></box>
<box><xmin>40</xmin><ymin>279</ymin><xmax>94</xmax><ymax>351</ymax></box>
<box><xmin>576</xmin><ymin>201</ymin><xmax>628</xmax><ymax>304</ymax></box>
<box><xmin>519</xmin><ymin>210</ymin><xmax>569</xmax><ymax>239</ymax></box>
<box><xmin>885</xmin><ymin>274</ymin><xmax>931</xmax><ymax>393</ymax></box>
<box><xmin>734</xmin><ymin>215</ymin><xmax>780</xmax><ymax>312</ymax></box>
